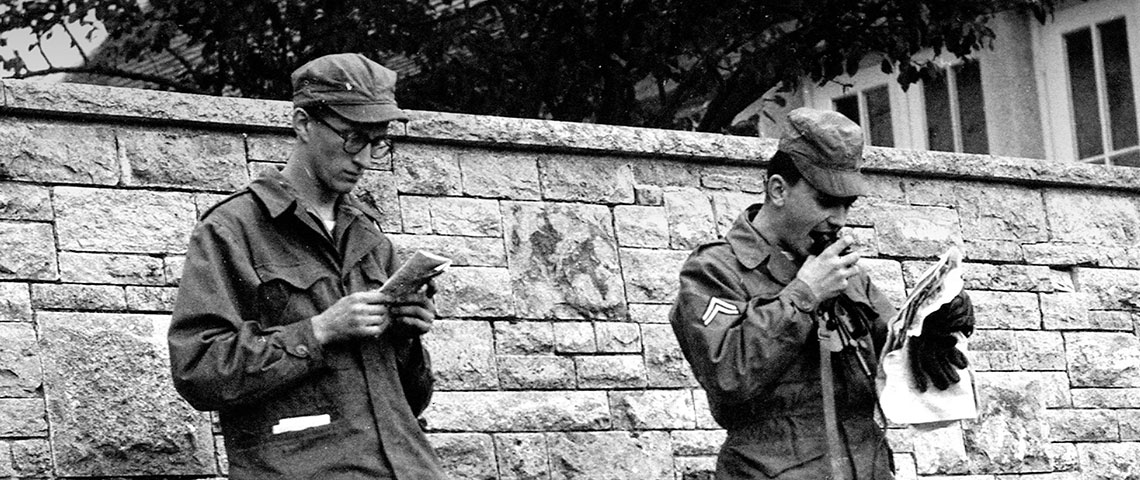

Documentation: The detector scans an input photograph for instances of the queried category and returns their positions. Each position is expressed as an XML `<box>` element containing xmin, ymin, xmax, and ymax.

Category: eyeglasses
<box><xmin>311</xmin><ymin>114</ymin><xmax>394</xmax><ymax>159</ymax></box>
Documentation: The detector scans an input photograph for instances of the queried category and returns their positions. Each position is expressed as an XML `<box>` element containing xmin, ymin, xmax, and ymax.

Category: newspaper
<box><xmin>378</xmin><ymin>250</ymin><xmax>452</xmax><ymax>298</ymax></box>
<box><xmin>876</xmin><ymin>246</ymin><xmax>977</xmax><ymax>425</ymax></box>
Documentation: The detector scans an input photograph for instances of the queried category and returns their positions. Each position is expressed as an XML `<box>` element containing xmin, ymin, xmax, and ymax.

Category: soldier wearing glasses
<box><xmin>168</xmin><ymin>53</ymin><xmax>445</xmax><ymax>479</ymax></box>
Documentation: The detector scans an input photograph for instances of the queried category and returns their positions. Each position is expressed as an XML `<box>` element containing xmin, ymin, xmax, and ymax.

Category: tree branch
<box><xmin>696</xmin><ymin>29</ymin><xmax>803</xmax><ymax>133</ymax></box>
<box><xmin>32</xmin><ymin>31</ymin><xmax>54</xmax><ymax>69</ymax></box>
<box><xmin>647</xmin><ymin>35</ymin><xmax>752</xmax><ymax>128</ymax></box>
<box><xmin>60</xmin><ymin>22</ymin><xmax>90</xmax><ymax>64</ymax></box>
<box><xmin>254</xmin><ymin>0</ymin><xmax>289</xmax><ymax>65</ymax></box>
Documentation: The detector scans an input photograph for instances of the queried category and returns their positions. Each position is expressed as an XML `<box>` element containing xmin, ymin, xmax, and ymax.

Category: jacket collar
<box><xmin>248</xmin><ymin>167</ymin><xmax>386</xmax><ymax>267</ymax></box>
<box><xmin>725</xmin><ymin>203</ymin><xmax>799</xmax><ymax>285</ymax></box>
<box><xmin>248</xmin><ymin>167</ymin><xmax>302</xmax><ymax>219</ymax></box>
<box><xmin>247</xmin><ymin>167</ymin><xmax>382</xmax><ymax>221</ymax></box>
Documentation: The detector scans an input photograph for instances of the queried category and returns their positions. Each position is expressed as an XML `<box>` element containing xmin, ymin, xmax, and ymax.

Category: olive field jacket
<box><xmin>169</xmin><ymin>168</ymin><xmax>444</xmax><ymax>480</ymax></box>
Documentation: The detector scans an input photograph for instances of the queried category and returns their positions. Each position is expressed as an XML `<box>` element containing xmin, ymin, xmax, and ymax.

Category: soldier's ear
<box><xmin>292</xmin><ymin>108</ymin><xmax>314</xmax><ymax>142</ymax></box>
<box><xmin>766</xmin><ymin>174</ymin><xmax>789</xmax><ymax>207</ymax></box>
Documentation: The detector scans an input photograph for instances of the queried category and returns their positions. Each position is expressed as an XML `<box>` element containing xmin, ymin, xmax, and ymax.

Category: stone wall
<box><xmin>2</xmin><ymin>79</ymin><xmax>1140</xmax><ymax>479</ymax></box>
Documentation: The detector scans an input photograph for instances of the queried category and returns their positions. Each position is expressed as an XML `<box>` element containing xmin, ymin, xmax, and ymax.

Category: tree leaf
<box><xmin>0</xmin><ymin>0</ymin><xmax>1061</xmax><ymax>135</ymax></box>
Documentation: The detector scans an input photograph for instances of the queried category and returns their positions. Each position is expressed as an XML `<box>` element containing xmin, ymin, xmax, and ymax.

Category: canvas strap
<box><xmin>818</xmin><ymin>311</ymin><xmax>854</xmax><ymax>480</ymax></box>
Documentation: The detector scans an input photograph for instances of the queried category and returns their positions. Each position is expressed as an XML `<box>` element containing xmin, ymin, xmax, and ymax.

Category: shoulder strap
<box><xmin>199</xmin><ymin>188</ymin><xmax>252</xmax><ymax>221</ymax></box>
<box><xmin>818</xmin><ymin>310</ymin><xmax>855</xmax><ymax>480</ymax></box>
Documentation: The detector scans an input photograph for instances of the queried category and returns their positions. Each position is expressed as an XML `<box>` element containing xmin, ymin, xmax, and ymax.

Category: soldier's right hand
<box><xmin>795</xmin><ymin>235</ymin><xmax>860</xmax><ymax>303</ymax></box>
<box><xmin>311</xmin><ymin>291</ymin><xmax>395</xmax><ymax>345</ymax></box>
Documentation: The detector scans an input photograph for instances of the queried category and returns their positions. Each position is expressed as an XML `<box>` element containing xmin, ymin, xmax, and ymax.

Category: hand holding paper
<box><xmin>380</xmin><ymin>251</ymin><xmax>451</xmax><ymax>338</ymax></box>
<box><xmin>379</xmin><ymin>251</ymin><xmax>452</xmax><ymax>299</ymax></box>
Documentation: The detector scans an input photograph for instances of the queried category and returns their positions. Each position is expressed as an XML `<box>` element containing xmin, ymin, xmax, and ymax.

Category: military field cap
<box><xmin>292</xmin><ymin>53</ymin><xmax>409</xmax><ymax>124</ymax></box>
<box><xmin>777</xmin><ymin>107</ymin><xmax>869</xmax><ymax>197</ymax></box>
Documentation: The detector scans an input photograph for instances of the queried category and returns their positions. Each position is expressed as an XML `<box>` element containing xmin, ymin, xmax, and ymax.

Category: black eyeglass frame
<box><xmin>309</xmin><ymin>113</ymin><xmax>395</xmax><ymax>159</ymax></box>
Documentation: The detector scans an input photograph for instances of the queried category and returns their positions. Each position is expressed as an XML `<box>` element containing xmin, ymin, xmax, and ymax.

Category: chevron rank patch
<box><xmin>701</xmin><ymin>297</ymin><xmax>740</xmax><ymax>326</ymax></box>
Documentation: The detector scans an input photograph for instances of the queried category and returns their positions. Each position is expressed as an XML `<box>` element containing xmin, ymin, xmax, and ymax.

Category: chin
<box><xmin>321</xmin><ymin>179</ymin><xmax>357</xmax><ymax>194</ymax></box>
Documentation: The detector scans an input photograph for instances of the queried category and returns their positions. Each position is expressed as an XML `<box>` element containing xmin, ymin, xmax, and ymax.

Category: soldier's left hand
<box><xmin>388</xmin><ymin>290</ymin><xmax>436</xmax><ymax>337</ymax></box>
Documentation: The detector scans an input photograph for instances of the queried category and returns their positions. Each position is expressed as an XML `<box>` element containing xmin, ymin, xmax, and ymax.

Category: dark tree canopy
<box><xmin>0</xmin><ymin>0</ymin><xmax>1058</xmax><ymax>133</ymax></box>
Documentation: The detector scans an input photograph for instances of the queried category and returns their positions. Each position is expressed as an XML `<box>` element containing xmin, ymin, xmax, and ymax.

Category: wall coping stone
<box><xmin>5</xmin><ymin>79</ymin><xmax>1140</xmax><ymax>192</ymax></box>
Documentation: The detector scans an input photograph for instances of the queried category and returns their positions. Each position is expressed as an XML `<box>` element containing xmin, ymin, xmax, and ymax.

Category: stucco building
<box><xmin>749</xmin><ymin>0</ymin><xmax>1140</xmax><ymax>167</ymax></box>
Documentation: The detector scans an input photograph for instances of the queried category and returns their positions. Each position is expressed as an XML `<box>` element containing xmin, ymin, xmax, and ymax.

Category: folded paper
<box><xmin>379</xmin><ymin>250</ymin><xmax>452</xmax><ymax>298</ymax></box>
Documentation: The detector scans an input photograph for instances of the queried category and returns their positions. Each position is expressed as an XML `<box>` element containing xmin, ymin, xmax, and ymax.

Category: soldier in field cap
<box><xmin>669</xmin><ymin>107</ymin><xmax>975</xmax><ymax>479</ymax></box>
<box><xmin>169</xmin><ymin>53</ymin><xmax>446</xmax><ymax>479</ymax></box>
<box><xmin>778</xmin><ymin>107</ymin><xmax>870</xmax><ymax>197</ymax></box>
<box><xmin>292</xmin><ymin>53</ymin><xmax>410</xmax><ymax>124</ymax></box>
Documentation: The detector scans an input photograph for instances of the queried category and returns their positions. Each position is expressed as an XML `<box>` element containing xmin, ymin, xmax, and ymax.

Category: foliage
<box><xmin>0</xmin><ymin>0</ymin><xmax>1058</xmax><ymax>133</ymax></box>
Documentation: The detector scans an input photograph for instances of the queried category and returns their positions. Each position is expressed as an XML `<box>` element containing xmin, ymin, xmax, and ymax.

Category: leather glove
<box><xmin>923</xmin><ymin>289</ymin><xmax>975</xmax><ymax>337</ymax></box>
<box><xmin>908</xmin><ymin>333</ymin><xmax>969</xmax><ymax>391</ymax></box>
<box><xmin>908</xmin><ymin>291</ymin><xmax>974</xmax><ymax>392</ymax></box>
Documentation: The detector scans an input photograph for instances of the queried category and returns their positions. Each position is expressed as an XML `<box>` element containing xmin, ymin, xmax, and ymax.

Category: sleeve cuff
<box><xmin>276</xmin><ymin>318</ymin><xmax>326</xmax><ymax>367</ymax></box>
<box><xmin>784</xmin><ymin>278</ymin><xmax>821</xmax><ymax>313</ymax></box>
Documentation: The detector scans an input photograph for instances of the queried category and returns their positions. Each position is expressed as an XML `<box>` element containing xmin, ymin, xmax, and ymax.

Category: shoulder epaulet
<box><xmin>691</xmin><ymin>237</ymin><xmax>730</xmax><ymax>255</ymax></box>
<box><xmin>199</xmin><ymin>188</ymin><xmax>253</xmax><ymax>221</ymax></box>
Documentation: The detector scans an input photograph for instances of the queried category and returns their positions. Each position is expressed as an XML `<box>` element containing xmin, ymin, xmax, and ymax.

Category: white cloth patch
<box><xmin>701</xmin><ymin>297</ymin><xmax>740</xmax><ymax>326</ymax></box>
<box><xmin>272</xmin><ymin>414</ymin><xmax>330</xmax><ymax>434</ymax></box>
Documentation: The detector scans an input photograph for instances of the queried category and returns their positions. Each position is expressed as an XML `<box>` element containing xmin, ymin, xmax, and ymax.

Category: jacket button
<box><xmin>295</xmin><ymin>345</ymin><xmax>310</xmax><ymax>357</ymax></box>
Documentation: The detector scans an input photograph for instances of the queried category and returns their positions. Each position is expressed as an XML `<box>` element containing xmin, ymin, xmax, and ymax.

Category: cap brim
<box><xmin>790</xmin><ymin>154</ymin><xmax>869</xmax><ymax>198</ymax></box>
<box><xmin>328</xmin><ymin>103</ymin><xmax>409</xmax><ymax>124</ymax></box>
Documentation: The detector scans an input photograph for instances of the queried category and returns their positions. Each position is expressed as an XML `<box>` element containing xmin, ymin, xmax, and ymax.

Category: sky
<box><xmin>0</xmin><ymin>10</ymin><xmax>108</xmax><ymax>80</ymax></box>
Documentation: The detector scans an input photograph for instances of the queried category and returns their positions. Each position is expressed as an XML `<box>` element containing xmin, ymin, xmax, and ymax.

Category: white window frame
<box><xmin>919</xmin><ymin>61</ymin><xmax>990</xmax><ymax>154</ymax></box>
<box><xmin>1034</xmin><ymin>0</ymin><xmax>1140</xmax><ymax>163</ymax></box>
<box><xmin>803</xmin><ymin>56</ymin><xmax>991</xmax><ymax>153</ymax></box>
<box><xmin>802</xmin><ymin>65</ymin><xmax>924</xmax><ymax>149</ymax></box>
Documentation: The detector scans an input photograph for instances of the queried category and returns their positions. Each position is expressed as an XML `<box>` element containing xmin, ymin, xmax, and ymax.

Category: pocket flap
<box><xmin>724</xmin><ymin>436</ymin><xmax>826</xmax><ymax>478</ymax></box>
<box><xmin>255</xmin><ymin>262</ymin><xmax>326</xmax><ymax>290</ymax></box>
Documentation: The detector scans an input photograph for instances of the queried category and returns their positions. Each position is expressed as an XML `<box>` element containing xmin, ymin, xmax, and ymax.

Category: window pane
<box><xmin>924</xmin><ymin>70</ymin><xmax>954</xmax><ymax>152</ymax></box>
<box><xmin>834</xmin><ymin>94</ymin><xmax>860</xmax><ymax>126</ymax></box>
<box><xmin>1065</xmin><ymin>27</ymin><xmax>1104</xmax><ymax>159</ymax></box>
<box><xmin>1111</xmin><ymin>150</ymin><xmax>1140</xmax><ymax>166</ymax></box>
<box><xmin>865</xmin><ymin>85</ymin><xmax>894</xmax><ymax>147</ymax></box>
<box><xmin>1099</xmin><ymin>18</ymin><xmax>1139</xmax><ymax>151</ymax></box>
<box><xmin>955</xmin><ymin>62</ymin><xmax>989</xmax><ymax>154</ymax></box>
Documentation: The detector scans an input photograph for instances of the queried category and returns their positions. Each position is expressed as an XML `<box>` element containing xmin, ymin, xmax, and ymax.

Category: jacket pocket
<box><xmin>220</xmin><ymin>378</ymin><xmax>340</xmax><ymax>449</ymax></box>
<box><xmin>254</xmin><ymin>262</ymin><xmax>331</xmax><ymax>327</ymax></box>
<box><xmin>228</xmin><ymin>415</ymin><xmax>351</xmax><ymax>478</ymax></box>
<box><xmin>721</xmin><ymin>434</ymin><xmax>826</xmax><ymax>478</ymax></box>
